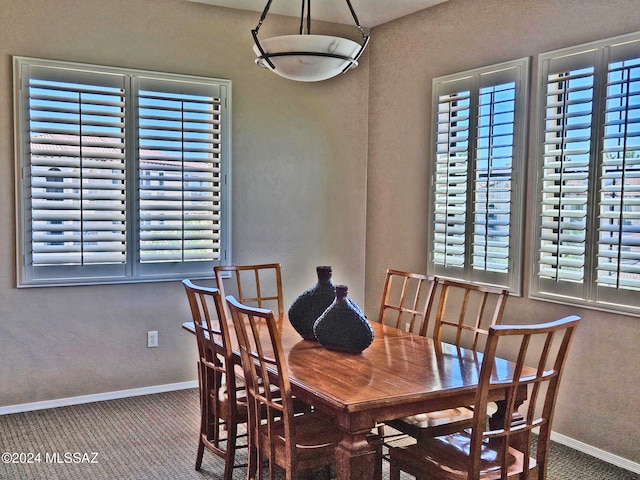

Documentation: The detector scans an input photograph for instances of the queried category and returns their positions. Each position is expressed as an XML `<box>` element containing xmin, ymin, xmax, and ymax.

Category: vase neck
<box><xmin>335</xmin><ymin>285</ymin><xmax>348</xmax><ymax>301</ymax></box>
<box><xmin>316</xmin><ymin>266</ymin><xmax>333</xmax><ymax>285</ymax></box>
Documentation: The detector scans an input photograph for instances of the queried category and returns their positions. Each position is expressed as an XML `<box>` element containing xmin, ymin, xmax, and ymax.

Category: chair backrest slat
<box><xmin>432</xmin><ymin>279</ymin><xmax>509</xmax><ymax>351</ymax></box>
<box><xmin>183</xmin><ymin>279</ymin><xmax>233</xmax><ymax>366</ymax></box>
<box><xmin>377</xmin><ymin>269</ymin><xmax>438</xmax><ymax>335</ymax></box>
<box><xmin>215</xmin><ymin>263</ymin><xmax>284</xmax><ymax>315</ymax></box>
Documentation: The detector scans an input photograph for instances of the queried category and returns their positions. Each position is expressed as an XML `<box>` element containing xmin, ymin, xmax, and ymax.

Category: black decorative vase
<box><xmin>288</xmin><ymin>266</ymin><xmax>336</xmax><ymax>341</ymax></box>
<box><xmin>313</xmin><ymin>285</ymin><xmax>375</xmax><ymax>353</ymax></box>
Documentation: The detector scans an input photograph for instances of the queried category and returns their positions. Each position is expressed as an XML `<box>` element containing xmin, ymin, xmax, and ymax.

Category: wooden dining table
<box><xmin>182</xmin><ymin>315</ymin><xmax>532</xmax><ymax>480</ymax></box>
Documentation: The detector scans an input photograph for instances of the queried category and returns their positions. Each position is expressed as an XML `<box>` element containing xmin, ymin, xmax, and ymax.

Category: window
<box><xmin>532</xmin><ymin>32</ymin><xmax>640</xmax><ymax>315</ymax></box>
<box><xmin>14</xmin><ymin>57</ymin><xmax>231</xmax><ymax>287</ymax></box>
<box><xmin>427</xmin><ymin>58</ymin><xmax>529</xmax><ymax>294</ymax></box>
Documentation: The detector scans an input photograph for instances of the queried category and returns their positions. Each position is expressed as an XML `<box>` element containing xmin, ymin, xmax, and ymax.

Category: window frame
<box><xmin>14</xmin><ymin>56</ymin><xmax>232</xmax><ymax>288</ymax></box>
<box><xmin>530</xmin><ymin>32</ymin><xmax>640</xmax><ymax>316</ymax></box>
<box><xmin>427</xmin><ymin>58</ymin><xmax>529</xmax><ymax>295</ymax></box>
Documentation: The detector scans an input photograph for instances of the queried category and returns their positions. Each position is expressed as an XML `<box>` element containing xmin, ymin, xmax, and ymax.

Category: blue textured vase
<box><xmin>313</xmin><ymin>285</ymin><xmax>374</xmax><ymax>353</ymax></box>
<box><xmin>288</xmin><ymin>266</ymin><xmax>336</xmax><ymax>341</ymax></box>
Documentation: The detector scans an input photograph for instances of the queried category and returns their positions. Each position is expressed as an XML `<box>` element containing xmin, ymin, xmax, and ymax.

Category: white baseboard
<box><xmin>550</xmin><ymin>431</ymin><xmax>640</xmax><ymax>474</ymax></box>
<box><xmin>0</xmin><ymin>381</ymin><xmax>198</xmax><ymax>416</ymax></box>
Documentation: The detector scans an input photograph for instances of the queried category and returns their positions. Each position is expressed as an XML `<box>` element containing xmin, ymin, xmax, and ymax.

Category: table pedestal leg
<box><xmin>335</xmin><ymin>431</ymin><xmax>381</xmax><ymax>480</ymax></box>
<box><xmin>491</xmin><ymin>399</ymin><xmax>527</xmax><ymax>453</ymax></box>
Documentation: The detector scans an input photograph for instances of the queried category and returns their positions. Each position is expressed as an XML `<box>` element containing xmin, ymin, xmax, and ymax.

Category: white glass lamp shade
<box><xmin>253</xmin><ymin>34</ymin><xmax>361</xmax><ymax>82</ymax></box>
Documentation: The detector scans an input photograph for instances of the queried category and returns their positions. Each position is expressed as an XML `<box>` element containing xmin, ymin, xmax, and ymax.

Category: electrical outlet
<box><xmin>147</xmin><ymin>330</ymin><xmax>158</xmax><ymax>348</ymax></box>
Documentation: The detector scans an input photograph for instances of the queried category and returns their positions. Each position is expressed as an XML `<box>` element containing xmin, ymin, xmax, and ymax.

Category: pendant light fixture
<box><xmin>252</xmin><ymin>0</ymin><xmax>370</xmax><ymax>82</ymax></box>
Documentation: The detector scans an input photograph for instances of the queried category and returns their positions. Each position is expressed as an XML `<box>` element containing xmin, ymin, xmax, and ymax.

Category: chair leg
<box><xmin>196</xmin><ymin>361</ymin><xmax>206</xmax><ymax>471</ymax></box>
<box><xmin>389</xmin><ymin>457</ymin><xmax>401</xmax><ymax>480</ymax></box>
<box><xmin>223</xmin><ymin>422</ymin><xmax>238</xmax><ymax>480</ymax></box>
<box><xmin>247</xmin><ymin>444</ymin><xmax>259</xmax><ymax>480</ymax></box>
<box><xmin>195</xmin><ymin>438</ymin><xmax>205</xmax><ymax>471</ymax></box>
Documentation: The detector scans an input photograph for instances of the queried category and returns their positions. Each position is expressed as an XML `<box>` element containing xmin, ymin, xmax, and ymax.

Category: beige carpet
<box><xmin>0</xmin><ymin>389</ymin><xmax>637</xmax><ymax>480</ymax></box>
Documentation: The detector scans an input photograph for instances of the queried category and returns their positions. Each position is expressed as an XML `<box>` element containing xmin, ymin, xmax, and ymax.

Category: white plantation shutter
<box><xmin>15</xmin><ymin>58</ymin><xmax>231</xmax><ymax>287</ymax></box>
<box><xmin>474</xmin><ymin>80</ymin><xmax>516</xmax><ymax>275</ymax></box>
<box><xmin>136</xmin><ymin>78</ymin><xmax>223</xmax><ymax>265</ymax></box>
<box><xmin>25</xmin><ymin>67</ymin><xmax>128</xmax><ymax>279</ymax></box>
<box><xmin>537</xmin><ymin>53</ymin><xmax>595</xmax><ymax>298</ymax></box>
<box><xmin>533</xmin><ymin>34</ymin><xmax>640</xmax><ymax>314</ymax></box>
<box><xmin>433</xmin><ymin>88</ymin><xmax>470</xmax><ymax>271</ymax></box>
<box><xmin>429</xmin><ymin>59</ymin><xmax>528</xmax><ymax>293</ymax></box>
<box><xmin>597</xmin><ymin>47</ymin><xmax>640</xmax><ymax>297</ymax></box>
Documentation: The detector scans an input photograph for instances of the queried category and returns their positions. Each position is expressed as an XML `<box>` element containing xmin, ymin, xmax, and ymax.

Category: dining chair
<box><xmin>182</xmin><ymin>279</ymin><xmax>247</xmax><ymax>480</ymax></box>
<box><xmin>389</xmin><ymin>315</ymin><xmax>581</xmax><ymax>480</ymax></box>
<box><xmin>431</xmin><ymin>279</ymin><xmax>510</xmax><ymax>352</ymax></box>
<box><xmin>225</xmin><ymin>294</ymin><xmax>344</xmax><ymax>480</ymax></box>
<box><xmin>375</xmin><ymin>269</ymin><xmax>439</xmax><ymax>443</ymax></box>
<box><xmin>214</xmin><ymin>263</ymin><xmax>284</xmax><ymax>316</ymax></box>
<box><xmin>377</xmin><ymin>269</ymin><xmax>439</xmax><ymax>335</ymax></box>
<box><xmin>385</xmin><ymin>279</ymin><xmax>510</xmax><ymax>440</ymax></box>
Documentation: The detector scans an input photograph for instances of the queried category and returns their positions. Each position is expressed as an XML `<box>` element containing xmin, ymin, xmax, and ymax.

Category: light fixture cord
<box><xmin>254</xmin><ymin>0</ymin><xmax>273</xmax><ymax>33</ymax></box>
<box><xmin>345</xmin><ymin>0</ymin><xmax>367</xmax><ymax>40</ymax></box>
<box><xmin>299</xmin><ymin>0</ymin><xmax>312</xmax><ymax>34</ymax></box>
<box><xmin>255</xmin><ymin>0</ymin><xmax>366</xmax><ymax>40</ymax></box>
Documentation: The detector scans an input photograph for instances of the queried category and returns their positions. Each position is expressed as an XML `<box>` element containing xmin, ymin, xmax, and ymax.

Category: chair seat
<box><xmin>387</xmin><ymin>401</ymin><xmax>499</xmax><ymax>440</ymax></box>
<box><xmin>390</xmin><ymin>431</ymin><xmax>537</xmax><ymax>480</ymax></box>
<box><xmin>386</xmin><ymin>407</ymin><xmax>474</xmax><ymax>440</ymax></box>
<box><xmin>214</xmin><ymin>386</ymin><xmax>311</xmax><ymax>423</ymax></box>
<box><xmin>259</xmin><ymin>411</ymin><xmax>343</xmax><ymax>467</ymax></box>
<box><xmin>399</xmin><ymin>407</ymin><xmax>474</xmax><ymax>428</ymax></box>
<box><xmin>397</xmin><ymin>401</ymin><xmax>498</xmax><ymax>428</ymax></box>
<box><xmin>209</xmin><ymin>386</ymin><xmax>249</xmax><ymax>424</ymax></box>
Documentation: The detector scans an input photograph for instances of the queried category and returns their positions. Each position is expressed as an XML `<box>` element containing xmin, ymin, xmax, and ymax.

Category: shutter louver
<box><xmin>28</xmin><ymin>78</ymin><xmax>127</xmax><ymax>266</ymax></box>
<box><xmin>538</xmin><ymin>67</ymin><xmax>594</xmax><ymax>283</ymax></box>
<box><xmin>138</xmin><ymin>88</ymin><xmax>222</xmax><ymax>263</ymax></box>
<box><xmin>597</xmin><ymin>57</ymin><xmax>640</xmax><ymax>291</ymax></box>
<box><xmin>473</xmin><ymin>82</ymin><xmax>516</xmax><ymax>273</ymax></box>
<box><xmin>433</xmin><ymin>91</ymin><xmax>471</xmax><ymax>270</ymax></box>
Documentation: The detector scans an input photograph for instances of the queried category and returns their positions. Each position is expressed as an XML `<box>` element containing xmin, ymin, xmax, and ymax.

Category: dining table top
<box><xmin>182</xmin><ymin>314</ymin><xmax>527</xmax><ymax>420</ymax></box>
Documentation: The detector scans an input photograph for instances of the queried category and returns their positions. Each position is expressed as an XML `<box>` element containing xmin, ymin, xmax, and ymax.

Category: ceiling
<box><xmin>188</xmin><ymin>0</ymin><xmax>448</xmax><ymax>28</ymax></box>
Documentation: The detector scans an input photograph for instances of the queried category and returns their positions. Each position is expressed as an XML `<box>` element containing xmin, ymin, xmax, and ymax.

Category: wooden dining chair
<box><xmin>214</xmin><ymin>263</ymin><xmax>284</xmax><ymax>316</ymax></box>
<box><xmin>225</xmin><ymin>295</ymin><xmax>344</xmax><ymax>480</ymax></box>
<box><xmin>182</xmin><ymin>279</ymin><xmax>247</xmax><ymax>480</ymax></box>
<box><xmin>432</xmin><ymin>279</ymin><xmax>510</xmax><ymax>352</ymax></box>
<box><xmin>377</xmin><ymin>269</ymin><xmax>439</xmax><ymax>335</ymax></box>
<box><xmin>375</xmin><ymin>269</ymin><xmax>439</xmax><ymax>443</ymax></box>
<box><xmin>385</xmin><ymin>279</ymin><xmax>510</xmax><ymax>440</ymax></box>
<box><xmin>389</xmin><ymin>315</ymin><xmax>581</xmax><ymax>480</ymax></box>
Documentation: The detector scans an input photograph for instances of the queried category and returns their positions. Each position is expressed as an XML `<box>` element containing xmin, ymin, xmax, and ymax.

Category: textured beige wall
<box><xmin>0</xmin><ymin>0</ymin><xmax>368</xmax><ymax>406</ymax></box>
<box><xmin>366</xmin><ymin>0</ymin><xmax>640</xmax><ymax>464</ymax></box>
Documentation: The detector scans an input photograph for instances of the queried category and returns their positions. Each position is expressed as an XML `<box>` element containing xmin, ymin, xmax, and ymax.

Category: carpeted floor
<box><xmin>0</xmin><ymin>389</ymin><xmax>637</xmax><ymax>480</ymax></box>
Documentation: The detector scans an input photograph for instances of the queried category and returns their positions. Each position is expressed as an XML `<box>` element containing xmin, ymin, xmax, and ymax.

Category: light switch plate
<box><xmin>147</xmin><ymin>330</ymin><xmax>158</xmax><ymax>348</ymax></box>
